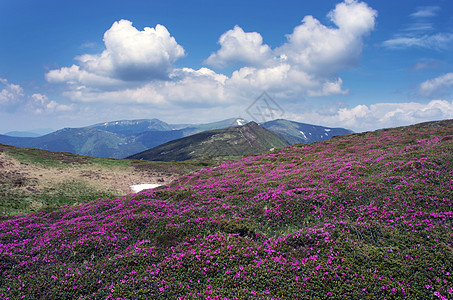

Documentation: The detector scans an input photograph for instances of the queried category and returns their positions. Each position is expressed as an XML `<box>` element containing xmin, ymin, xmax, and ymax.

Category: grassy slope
<box><xmin>129</xmin><ymin>122</ymin><xmax>289</xmax><ymax>161</ymax></box>
<box><xmin>0</xmin><ymin>120</ymin><xmax>452</xmax><ymax>299</ymax></box>
<box><xmin>0</xmin><ymin>144</ymin><xmax>212</xmax><ymax>216</ymax></box>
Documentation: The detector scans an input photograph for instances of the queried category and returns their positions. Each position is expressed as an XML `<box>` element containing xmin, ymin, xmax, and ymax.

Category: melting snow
<box><xmin>299</xmin><ymin>131</ymin><xmax>307</xmax><ymax>139</ymax></box>
<box><xmin>130</xmin><ymin>184</ymin><xmax>162</xmax><ymax>193</ymax></box>
<box><xmin>236</xmin><ymin>119</ymin><xmax>245</xmax><ymax>126</ymax></box>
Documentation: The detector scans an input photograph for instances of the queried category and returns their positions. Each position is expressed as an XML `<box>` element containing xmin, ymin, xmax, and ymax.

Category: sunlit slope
<box><xmin>1</xmin><ymin>119</ymin><xmax>452</xmax><ymax>299</ymax></box>
<box><xmin>128</xmin><ymin>121</ymin><xmax>290</xmax><ymax>161</ymax></box>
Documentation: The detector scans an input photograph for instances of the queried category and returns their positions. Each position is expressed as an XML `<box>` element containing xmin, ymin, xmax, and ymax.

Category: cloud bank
<box><xmin>289</xmin><ymin>99</ymin><xmax>453</xmax><ymax>132</ymax></box>
<box><xmin>46</xmin><ymin>0</ymin><xmax>377</xmax><ymax>106</ymax></box>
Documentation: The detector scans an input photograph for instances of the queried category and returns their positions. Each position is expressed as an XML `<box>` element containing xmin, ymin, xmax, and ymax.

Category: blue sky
<box><xmin>1</xmin><ymin>0</ymin><xmax>453</xmax><ymax>133</ymax></box>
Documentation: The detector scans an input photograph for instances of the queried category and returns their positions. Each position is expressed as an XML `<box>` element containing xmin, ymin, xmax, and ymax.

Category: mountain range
<box><xmin>0</xmin><ymin>118</ymin><xmax>352</xmax><ymax>159</ymax></box>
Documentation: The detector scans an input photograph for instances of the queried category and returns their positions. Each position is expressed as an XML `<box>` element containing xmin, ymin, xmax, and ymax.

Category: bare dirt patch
<box><xmin>0</xmin><ymin>153</ymin><xmax>177</xmax><ymax>196</ymax></box>
<box><xmin>0</xmin><ymin>150</ymin><xmax>194</xmax><ymax>216</ymax></box>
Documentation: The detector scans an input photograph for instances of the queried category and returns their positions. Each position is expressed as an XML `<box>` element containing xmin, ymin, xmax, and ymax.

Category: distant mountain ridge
<box><xmin>3</xmin><ymin>131</ymin><xmax>42</xmax><ymax>138</ymax></box>
<box><xmin>0</xmin><ymin>118</ymin><xmax>352</xmax><ymax>159</ymax></box>
<box><xmin>3</xmin><ymin>128</ymin><xmax>54</xmax><ymax>137</ymax></box>
<box><xmin>0</xmin><ymin>128</ymin><xmax>143</xmax><ymax>159</ymax></box>
<box><xmin>262</xmin><ymin>119</ymin><xmax>353</xmax><ymax>144</ymax></box>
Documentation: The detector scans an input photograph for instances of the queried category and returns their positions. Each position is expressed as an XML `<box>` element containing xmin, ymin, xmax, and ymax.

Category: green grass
<box><xmin>1</xmin><ymin>144</ymin><xmax>92</xmax><ymax>168</ymax></box>
<box><xmin>0</xmin><ymin>180</ymin><xmax>119</xmax><ymax>216</ymax></box>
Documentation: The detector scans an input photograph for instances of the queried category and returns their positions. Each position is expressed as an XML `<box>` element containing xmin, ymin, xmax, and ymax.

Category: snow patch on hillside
<box><xmin>130</xmin><ymin>184</ymin><xmax>162</xmax><ymax>193</ymax></box>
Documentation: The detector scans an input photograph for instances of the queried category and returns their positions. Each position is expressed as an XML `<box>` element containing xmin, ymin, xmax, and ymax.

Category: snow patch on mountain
<box><xmin>299</xmin><ymin>131</ymin><xmax>307</xmax><ymax>139</ymax></box>
<box><xmin>236</xmin><ymin>119</ymin><xmax>246</xmax><ymax>126</ymax></box>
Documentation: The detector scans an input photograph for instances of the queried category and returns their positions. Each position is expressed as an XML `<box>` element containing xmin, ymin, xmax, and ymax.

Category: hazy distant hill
<box><xmin>87</xmin><ymin>119</ymin><xmax>173</xmax><ymax>135</ymax></box>
<box><xmin>128</xmin><ymin>121</ymin><xmax>289</xmax><ymax>161</ymax></box>
<box><xmin>3</xmin><ymin>131</ymin><xmax>42</xmax><ymax>138</ymax></box>
<box><xmin>0</xmin><ymin>128</ymin><xmax>144</xmax><ymax>158</ymax></box>
<box><xmin>262</xmin><ymin>119</ymin><xmax>353</xmax><ymax>144</ymax></box>
<box><xmin>3</xmin><ymin>128</ymin><xmax>54</xmax><ymax>137</ymax></box>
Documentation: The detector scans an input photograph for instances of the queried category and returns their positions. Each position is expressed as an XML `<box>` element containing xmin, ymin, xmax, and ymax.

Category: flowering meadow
<box><xmin>1</xmin><ymin>120</ymin><xmax>452</xmax><ymax>299</ymax></box>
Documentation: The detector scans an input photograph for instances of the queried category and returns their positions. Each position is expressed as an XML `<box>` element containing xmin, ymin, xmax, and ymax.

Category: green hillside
<box><xmin>128</xmin><ymin>121</ymin><xmax>289</xmax><ymax>161</ymax></box>
<box><xmin>1</xmin><ymin>119</ymin><xmax>452</xmax><ymax>299</ymax></box>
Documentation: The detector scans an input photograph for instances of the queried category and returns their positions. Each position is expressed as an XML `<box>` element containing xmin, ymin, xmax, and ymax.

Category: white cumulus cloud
<box><xmin>203</xmin><ymin>0</ymin><xmax>376</xmax><ymax>99</ymax></box>
<box><xmin>276</xmin><ymin>0</ymin><xmax>376</xmax><ymax>75</ymax></box>
<box><xmin>328</xmin><ymin>0</ymin><xmax>377</xmax><ymax>35</ymax></box>
<box><xmin>206</xmin><ymin>0</ymin><xmax>376</xmax><ymax>76</ymax></box>
<box><xmin>48</xmin><ymin>20</ymin><xmax>185</xmax><ymax>83</ymax></box>
<box><xmin>205</xmin><ymin>25</ymin><xmax>272</xmax><ymax>67</ymax></box>
<box><xmin>80</xmin><ymin>20</ymin><xmax>185</xmax><ymax>80</ymax></box>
